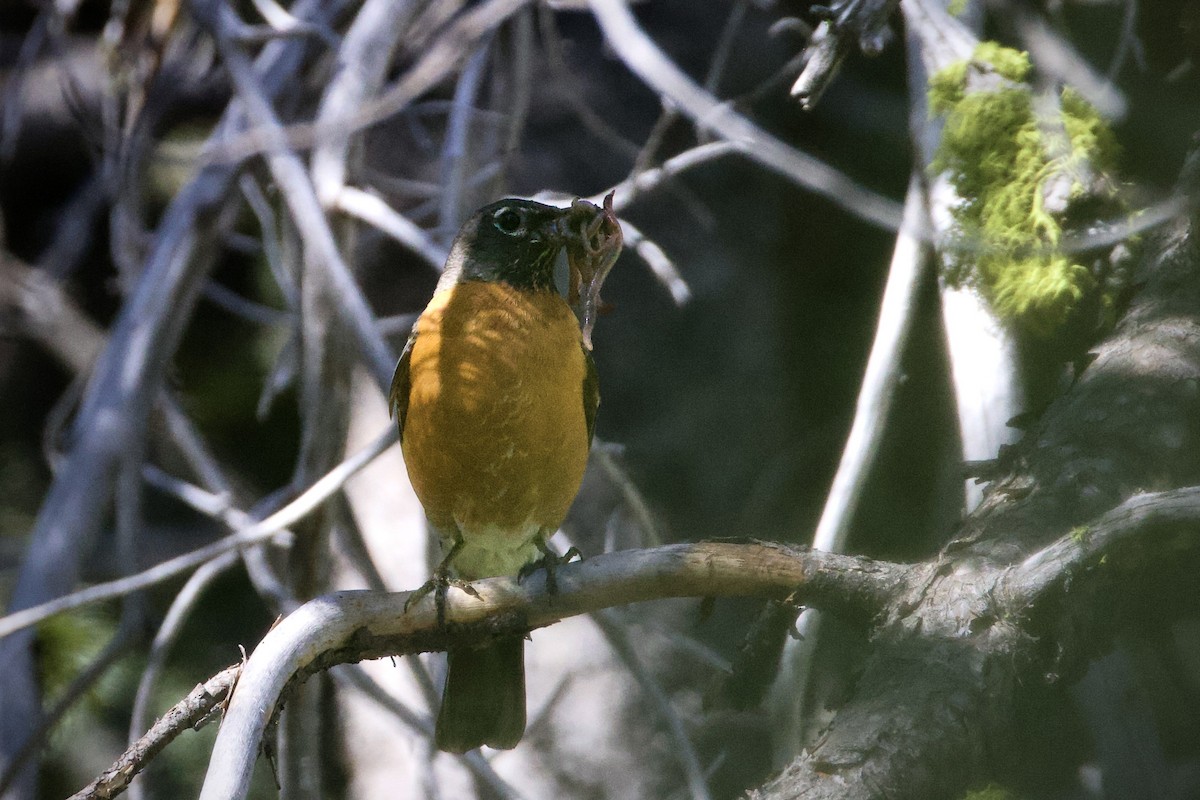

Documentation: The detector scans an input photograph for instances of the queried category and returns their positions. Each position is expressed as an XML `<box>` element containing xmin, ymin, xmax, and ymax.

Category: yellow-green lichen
<box><xmin>929</xmin><ymin>43</ymin><xmax>1123</xmax><ymax>339</ymax></box>
<box><xmin>960</xmin><ymin>785</ymin><xmax>1022</xmax><ymax>800</ymax></box>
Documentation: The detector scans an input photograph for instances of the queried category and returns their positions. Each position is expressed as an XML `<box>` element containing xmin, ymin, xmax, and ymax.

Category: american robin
<box><xmin>390</xmin><ymin>196</ymin><xmax>621</xmax><ymax>753</ymax></box>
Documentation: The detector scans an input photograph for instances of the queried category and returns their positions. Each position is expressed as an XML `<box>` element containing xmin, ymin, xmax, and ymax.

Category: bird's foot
<box><xmin>519</xmin><ymin>542</ymin><xmax>582</xmax><ymax>596</ymax></box>
<box><xmin>405</xmin><ymin>571</ymin><xmax>481</xmax><ymax>627</ymax></box>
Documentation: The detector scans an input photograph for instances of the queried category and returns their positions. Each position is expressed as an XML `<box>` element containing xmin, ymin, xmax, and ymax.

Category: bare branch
<box><xmin>438</xmin><ymin>40</ymin><xmax>493</xmax><ymax>240</ymax></box>
<box><xmin>331</xmin><ymin>187</ymin><xmax>447</xmax><ymax>269</ymax></box>
<box><xmin>779</xmin><ymin>176</ymin><xmax>933</xmax><ymax>747</ymax></box>
<box><xmin>68</xmin><ymin>665</ymin><xmax>243</xmax><ymax>800</ymax></box>
<box><xmin>0</xmin><ymin>0</ymin><xmax>338</xmax><ymax>784</ymax></box>
<box><xmin>197</xmin><ymin>0</ymin><xmax>533</xmax><ymax>166</ymax></box>
<box><xmin>790</xmin><ymin>0</ymin><xmax>901</xmax><ymax>108</ymax></box>
<box><xmin>618</xmin><ymin>220</ymin><xmax>691</xmax><ymax>306</ymax></box>
<box><xmin>197</xmin><ymin>543</ymin><xmax>905</xmax><ymax>800</ymax></box>
<box><xmin>199</xmin><ymin>0</ymin><xmax>395</xmax><ymax>388</ymax></box>
<box><xmin>586</xmin><ymin>0</ymin><xmax>904</xmax><ymax>231</ymax></box>
<box><xmin>309</xmin><ymin>0</ymin><xmax>419</xmax><ymax>208</ymax></box>
<box><xmin>1004</xmin><ymin>486</ymin><xmax>1200</xmax><ymax>611</ymax></box>
<box><xmin>0</xmin><ymin>426</ymin><xmax>397</xmax><ymax>641</ymax></box>
<box><xmin>126</xmin><ymin>549</ymin><xmax>241</xmax><ymax>800</ymax></box>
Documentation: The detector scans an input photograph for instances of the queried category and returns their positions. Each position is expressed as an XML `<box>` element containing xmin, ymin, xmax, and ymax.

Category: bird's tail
<box><xmin>436</xmin><ymin>637</ymin><xmax>526</xmax><ymax>753</ymax></box>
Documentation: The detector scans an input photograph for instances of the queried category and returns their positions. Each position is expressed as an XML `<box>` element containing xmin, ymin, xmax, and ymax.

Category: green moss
<box><xmin>36</xmin><ymin>606</ymin><xmax>124</xmax><ymax>705</ymax></box>
<box><xmin>976</xmin><ymin>41</ymin><xmax>1032</xmax><ymax>82</ymax></box>
<box><xmin>929</xmin><ymin>43</ymin><xmax>1124</xmax><ymax>339</ymax></box>
<box><xmin>1060</xmin><ymin>87</ymin><xmax>1120</xmax><ymax>175</ymax></box>
<box><xmin>961</xmin><ymin>784</ymin><xmax>1022</xmax><ymax>800</ymax></box>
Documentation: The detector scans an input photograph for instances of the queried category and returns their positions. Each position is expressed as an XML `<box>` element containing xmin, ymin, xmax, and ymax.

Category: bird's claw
<box><xmin>405</xmin><ymin>571</ymin><xmax>483</xmax><ymax>627</ymax></box>
<box><xmin>519</xmin><ymin>543</ymin><xmax>583</xmax><ymax>596</ymax></box>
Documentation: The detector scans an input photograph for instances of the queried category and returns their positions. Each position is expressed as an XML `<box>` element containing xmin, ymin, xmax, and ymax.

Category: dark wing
<box><xmin>389</xmin><ymin>332</ymin><xmax>417</xmax><ymax>441</ymax></box>
<box><xmin>582</xmin><ymin>345</ymin><xmax>600</xmax><ymax>445</ymax></box>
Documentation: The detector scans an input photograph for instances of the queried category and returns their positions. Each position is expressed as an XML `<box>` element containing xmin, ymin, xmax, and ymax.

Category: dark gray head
<box><xmin>438</xmin><ymin>199</ymin><xmax>573</xmax><ymax>294</ymax></box>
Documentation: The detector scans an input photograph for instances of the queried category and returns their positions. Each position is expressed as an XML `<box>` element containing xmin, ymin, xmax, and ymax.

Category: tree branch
<box><xmin>197</xmin><ymin>543</ymin><xmax>908</xmax><ymax>800</ymax></box>
<box><xmin>0</xmin><ymin>1</ymin><xmax>339</xmax><ymax>787</ymax></box>
<box><xmin>587</xmin><ymin>0</ymin><xmax>904</xmax><ymax>231</ymax></box>
<box><xmin>0</xmin><ymin>425</ymin><xmax>397</xmax><ymax>641</ymax></box>
<box><xmin>68</xmin><ymin>665</ymin><xmax>243</xmax><ymax>800</ymax></box>
<box><xmin>753</xmin><ymin>210</ymin><xmax>1200</xmax><ymax>798</ymax></box>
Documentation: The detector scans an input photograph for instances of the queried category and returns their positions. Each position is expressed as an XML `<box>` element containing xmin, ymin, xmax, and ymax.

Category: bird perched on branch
<box><xmin>390</xmin><ymin>195</ymin><xmax>622</xmax><ymax>753</ymax></box>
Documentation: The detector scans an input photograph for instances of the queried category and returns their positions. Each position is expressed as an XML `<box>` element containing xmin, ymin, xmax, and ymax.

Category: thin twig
<box><xmin>586</xmin><ymin>0</ymin><xmax>904</xmax><ymax>231</ymax></box>
<box><xmin>201</xmin><ymin>282</ymin><xmax>292</xmax><ymax>326</ymax></box>
<box><xmin>438</xmin><ymin>39</ymin><xmax>493</xmax><ymax>241</ymax></box>
<box><xmin>592</xmin><ymin>609</ymin><xmax>713</xmax><ymax>800</ymax></box>
<box><xmin>488</xmin><ymin>7</ymin><xmax>535</xmax><ymax>198</ymax></box>
<box><xmin>0</xmin><ymin>10</ymin><xmax>48</xmax><ymax>159</ymax></box>
<box><xmin>592</xmin><ymin>446</ymin><xmax>666</xmax><ymax>548</ymax></box>
<box><xmin>1008</xmin><ymin>2</ymin><xmax>1126</xmax><ymax>120</ymax></box>
<box><xmin>126</xmin><ymin>549</ymin><xmax>240</xmax><ymax>800</ymax></box>
<box><xmin>619</xmin><ymin>220</ymin><xmax>691</xmax><ymax>305</ymax></box>
<box><xmin>628</xmin><ymin>0</ymin><xmax>749</xmax><ymax>169</ymax></box>
<box><xmin>331</xmin><ymin>187</ymin><xmax>448</xmax><ymax>269</ymax></box>
<box><xmin>1106</xmin><ymin>0</ymin><xmax>1146</xmax><ymax>79</ymax></box>
<box><xmin>0</xmin><ymin>425</ymin><xmax>398</xmax><ymax>641</ymax></box>
<box><xmin>598</xmin><ymin>141</ymin><xmax>738</xmax><ymax>212</ymax></box>
<box><xmin>68</xmin><ymin>665</ymin><xmax>243</xmax><ymax>800</ymax></box>
<box><xmin>782</xmin><ymin>175</ymin><xmax>931</xmax><ymax>741</ymax></box>
<box><xmin>247</xmin><ymin>0</ymin><xmax>341</xmax><ymax>47</ymax></box>
<box><xmin>310</xmin><ymin>0</ymin><xmax>421</xmax><ymax>209</ymax></box>
<box><xmin>239</xmin><ymin>174</ymin><xmax>300</xmax><ymax>311</ymax></box>
<box><xmin>202</xmin><ymin>0</ymin><xmax>396</xmax><ymax>388</ymax></box>
<box><xmin>790</xmin><ymin>0</ymin><xmax>900</xmax><ymax>108</ymax></box>
<box><xmin>536</xmin><ymin>3</ymin><xmax>642</xmax><ymax>161</ymax></box>
<box><xmin>330</xmin><ymin>667</ymin><xmax>526</xmax><ymax>799</ymax></box>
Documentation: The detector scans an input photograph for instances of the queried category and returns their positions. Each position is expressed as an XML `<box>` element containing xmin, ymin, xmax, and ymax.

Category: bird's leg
<box><xmin>518</xmin><ymin>534</ymin><xmax>582</xmax><ymax>596</ymax></box>
<box><xmin>405</xmin><ymin>534</ymin><xmax>482</xmax><ymax>627</ymax></box>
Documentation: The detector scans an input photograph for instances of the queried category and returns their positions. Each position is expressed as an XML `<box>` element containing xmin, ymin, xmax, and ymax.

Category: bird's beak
<box><xmin>557</xmin><ymin>193</ymin><xmax>623</xmax><ymax>349</ymax></box>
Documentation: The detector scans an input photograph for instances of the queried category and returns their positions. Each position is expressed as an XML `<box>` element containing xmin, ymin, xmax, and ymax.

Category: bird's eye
<box><xmin>492</xmin><ymin>207</ymin><xmax>524</xmax><ymax>236</ymax></box>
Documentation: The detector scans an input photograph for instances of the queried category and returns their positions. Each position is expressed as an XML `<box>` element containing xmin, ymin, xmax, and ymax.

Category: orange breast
<box><xmin>401</xmin><ymin>281</ymin><xmax>589</xmax><ymax>571</ymax></box>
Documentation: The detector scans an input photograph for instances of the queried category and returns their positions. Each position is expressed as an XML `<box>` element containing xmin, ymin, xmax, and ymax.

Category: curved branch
<box><xmin>69</xmin><ymin>665</ymin><xmax>243</xmax><ymax>800</ymax></box>
<box><xmin>1004</xmin><ymin>485</ymin><xmax>1200</xmax><ymax>610</ymax></box>
<box><xmin>754</xmin><ymin>209</ymin><xmax>1200</xmax><ymax>798</ymax></box>
<box><xmin>751</xmin><ymin>482</ymin><xmax>1200</xmax><ymax>800</ymax></box>
<box><xmin>197</xmin><ymin>543</ymin><xmax>909</xmax><ymax>800</ymax></box>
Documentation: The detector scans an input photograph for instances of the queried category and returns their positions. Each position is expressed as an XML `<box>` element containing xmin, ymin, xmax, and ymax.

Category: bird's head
<box><xmin>440</xmin><ymin>199</ymin><xmax>577</xmax><ymax>295</ymax></box>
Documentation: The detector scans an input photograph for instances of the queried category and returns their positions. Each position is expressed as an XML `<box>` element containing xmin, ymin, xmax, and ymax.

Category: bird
<box><xmin>389</xmin><ymin>196</ymin><xmax>620</xmax><ymax>753</ymax></box>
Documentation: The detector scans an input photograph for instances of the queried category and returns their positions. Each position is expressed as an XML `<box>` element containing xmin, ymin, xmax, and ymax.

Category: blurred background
<box><xmin>1</xmin><ymin>0</ymin><xmax>1199</xmax><ymax>798</ymax></box>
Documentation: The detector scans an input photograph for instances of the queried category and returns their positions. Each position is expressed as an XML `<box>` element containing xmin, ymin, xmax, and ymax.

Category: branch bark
<box><xmin>197</xmin><ymin>542</ymin><xmax>907</xmax><ymax>800</ymax></box>
<box><xmin>68</xmin><ymin>665</ymin><xmax>242</xmax><ymax>800</ymax></box>
<box><xmin>0</xmin><ymin>3</ymin><xmax>339</xmax><ymax>792</ymax></box>
<box><xmin>751</xmin><ymin>215</ymin><xmax>1200</xmax><ymax>798</ymax></box>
